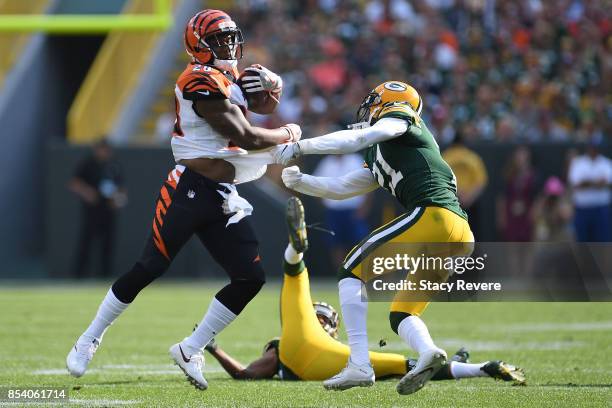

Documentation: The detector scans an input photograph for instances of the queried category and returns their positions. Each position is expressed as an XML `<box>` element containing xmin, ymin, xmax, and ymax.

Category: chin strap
<box><xmin>213</xmin><ymin>59</ymin><xmax>238</xmax><ymax>71</ymax></box>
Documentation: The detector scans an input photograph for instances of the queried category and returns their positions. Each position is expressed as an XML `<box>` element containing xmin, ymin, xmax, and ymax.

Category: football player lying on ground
<box><xmin>204</xmin><ymin>198</ymin><xmax>525</xmax><ymax>385</ymax></box>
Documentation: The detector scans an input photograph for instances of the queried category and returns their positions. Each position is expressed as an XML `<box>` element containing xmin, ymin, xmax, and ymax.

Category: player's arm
<box><xmin>194</xmin><ymin>98</ymin><xmax>300</xmax><ymax>150</ymax></box>
<box><xmin>282</xmin><ymin>166</ymin><xmax>379</xmax><ymax>200</ymax></box>
<box><xmin>205</xmin><ymin>342</ymin><xmax>277</xmax><ymax>380</ymax></box>
<box><xmin>274</xmin><ymin>117</ymin><xmax>407</xmax><ymax>165</ymax></box>
<box><xmin>300</xmin><ymin>117</ymin><xmax>407</xmax><ymax>154</ymax></box>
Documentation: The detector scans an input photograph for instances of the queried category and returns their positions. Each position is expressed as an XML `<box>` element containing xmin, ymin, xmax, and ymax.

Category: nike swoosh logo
<box><xmin>198</xmin><ymin>90</ymin><xmax>210</xmax><ymax>95</ymax></box>
<box><xmin>178</xmin><ymin>345</ymin><xmax>190</xmax><ymax>363</ymax></box>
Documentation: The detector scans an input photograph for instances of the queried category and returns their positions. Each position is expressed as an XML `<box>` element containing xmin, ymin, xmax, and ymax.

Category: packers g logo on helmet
<box><xmin>356</xmin><ymin>81</ymin><xmax>423</xmax><ymax>125</ymax></box>
<box><xmin>384</xmin><ymin>82</ymin><xmax>408</xmax><ymax>91</ymax></box>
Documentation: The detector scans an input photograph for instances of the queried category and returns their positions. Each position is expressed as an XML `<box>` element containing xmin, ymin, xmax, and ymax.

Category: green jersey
<box><xmin>363</xmin><ymin>105</ymin><xmax>467</xmax><ymax>220</ymax></box>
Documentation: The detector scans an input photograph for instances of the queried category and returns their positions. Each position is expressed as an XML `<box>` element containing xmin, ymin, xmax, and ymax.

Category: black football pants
<box><xmin>112</xmin><ymin>167</ymin><xmax>265</xmax><ymax>314</ymax></box>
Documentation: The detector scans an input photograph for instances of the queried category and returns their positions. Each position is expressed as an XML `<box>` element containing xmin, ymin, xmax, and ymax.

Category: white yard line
<box><xmin>379</xmin><ymin>339</ymin><xmax>587</xmax><ymax>352</ymax></box>
<box><xmin>31</xmin><ymin>364</ymin><xmax>225</xmax><ymax>376</ymax></box>
<box><xmin>506</xmin><ymin>321</ymin><xmax>612</xmax><ymax>332</ymax></box>
<box><xmin>0</xmin><ymin>402</ymin><xmax>139</xmax><ymax>407</ymax></box>
<box><xmin>69</xmin><ymin>399</ymin><xmax>140</xmax><ymax>406</ymax></box>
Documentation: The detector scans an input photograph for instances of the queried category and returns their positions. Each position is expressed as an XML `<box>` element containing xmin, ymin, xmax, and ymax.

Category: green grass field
<box><xmin>1</xmin><ymin>282</ymin><xmax>611</xmax><ymax>407</ymax></box>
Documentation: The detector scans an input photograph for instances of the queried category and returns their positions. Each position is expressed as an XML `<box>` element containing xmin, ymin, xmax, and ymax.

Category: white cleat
<box><xmin>66</xmin><ymin>337</ymin><xmax>100</xmax><ymax>377</ymax></box>
<box><xmin>323</xmin><ymin>360</ymin><xmax>375</xmax><ymax>391</ymax></box>
<box><xmin>169</xmin><ymin>343</ymin><xmax>208</xmax><ymax>390</ymax></box>
<box><xmin>397</xmin><ymin>348</ymin><xmax>447</xmax><ymax>395</ymax></box>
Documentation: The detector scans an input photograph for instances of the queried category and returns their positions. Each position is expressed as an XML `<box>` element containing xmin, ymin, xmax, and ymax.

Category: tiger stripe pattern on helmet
<box><xmin>184</xmin><ymin>9</ymin><xmax>242</xmax><ymax>65</ymax></box>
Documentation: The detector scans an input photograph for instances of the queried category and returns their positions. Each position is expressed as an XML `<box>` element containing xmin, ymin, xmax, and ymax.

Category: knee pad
<box><xmin>389</xmin><ymin>311</ymin><xmax>411</xmax><ymax>335</ymax></box>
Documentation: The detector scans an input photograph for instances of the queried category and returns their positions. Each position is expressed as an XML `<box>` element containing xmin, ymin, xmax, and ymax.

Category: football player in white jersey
<box><xmin>66</xmin><ymin>9</ymin><xmax>300</xmax><ymax>391</ymax></box>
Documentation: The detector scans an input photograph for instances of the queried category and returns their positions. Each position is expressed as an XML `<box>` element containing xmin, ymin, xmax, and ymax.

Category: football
<box><xmin>237</xmin><ymin>71</ymin><xmax>280</xmax><ymax>115</ymax></box>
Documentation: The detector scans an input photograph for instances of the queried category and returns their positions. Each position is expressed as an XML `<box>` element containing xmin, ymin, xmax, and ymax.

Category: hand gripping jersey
<box><xmin>172</xmin><ymin>63</ymin><xmax>274</xmax><ymax>184</ymax></box>
<box><xmin>363</xmin><ymin>103</ymin><xmax>467</xmax><ymax>220</ymax></box>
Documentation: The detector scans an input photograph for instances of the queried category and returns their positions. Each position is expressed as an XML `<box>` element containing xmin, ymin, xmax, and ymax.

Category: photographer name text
<box><xmin>372</xmin><ymin>279</ymin><xmax>501</xmax><ymax>292</ymax></box>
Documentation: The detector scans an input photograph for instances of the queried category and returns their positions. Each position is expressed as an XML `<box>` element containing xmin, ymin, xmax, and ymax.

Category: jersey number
<box><xmin>372</xmin><ymin>146</ymin><xmax>403</xmax><ymax>196</ymax></box>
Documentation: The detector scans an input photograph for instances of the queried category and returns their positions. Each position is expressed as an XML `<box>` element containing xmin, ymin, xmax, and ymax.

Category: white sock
<box><xmin>450</xmin><ymin>361</ymin><xmax>489</xmax><ymax>379</ymax></box>
<box><xmin>284</xmin><ymin>243</ymin><xmax>303</xmax><ymax>264</ymax></box>
<box><xmin>338</xmin><ymin>277</ymin><xmax>370</xmax><ymax>367</ymax></box>
<box><xmin>182</xmin><ymin>297</ymin><xmax>236</xmax><ymax>354</ymax></box>
<box><xmin>397</xmin><ymin>315</ymin><xmax>438</xmax><ymax>356</ymax></box>
<box><xmin>81</xmin><ymin>288</ymin><xmax>129</xmax><ymax>342</ymax></box>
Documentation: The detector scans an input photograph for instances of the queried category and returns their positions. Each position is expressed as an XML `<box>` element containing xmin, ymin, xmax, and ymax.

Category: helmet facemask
<box><xmin>353</xmin><ymin>91</ymin><xmax>382</xmax><ymax>128</ymax></box>
<box><xmin>203</xmin><ymin>29</ymin><xmax>243</xmax><ymax>70</ymax></box>
<box><xmin>314</xmin><ymin>302</ymin><xmax>340</xmax><ymax>339</ymax></box>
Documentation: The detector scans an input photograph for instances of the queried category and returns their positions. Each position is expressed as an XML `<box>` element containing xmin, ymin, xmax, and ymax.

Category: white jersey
<box><xmin>171</xmin><ymin>63</ymin><xmax>275</xmax><ymax>184</ymax></box>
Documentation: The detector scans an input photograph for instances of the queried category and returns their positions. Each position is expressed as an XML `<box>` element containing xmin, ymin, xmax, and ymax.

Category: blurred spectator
<box><xmin>532</xmin><ymin>177</ymin><xmax>574</xmax><ymax>242</ymax></box>
<box><xmin>442</xmin><ymin>132</ymin><xmax>488</xmax><ymax>238</ymax></box>
<box><xmin>69</xmin><ymin>140</ymin><xmax>127</xmax><ymax>278</ymax></box>
<box><xmin>497</xmin><ymin>146</ymin><xmax>538</xmax><ymax>241</ymax></box>
<box><xmin>313</xmin><ymin>154</ymin><xmax>370</xmax><ymax>266</ymax></box>
<box><xmin>568</xmin><ymin>141</ymin><xmax>612</xmax><ymax>242</ymax></box>
<box><xmin>218</xmin><ymin>0</ymin><xmax>611</xmax><ymax>142</ymax></box>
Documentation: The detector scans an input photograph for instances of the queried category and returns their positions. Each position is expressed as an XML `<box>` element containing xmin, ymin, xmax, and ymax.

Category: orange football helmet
<box><xmin>184</xmin><ymin>9</ymin><xmax>244</xmax><ymax>67</ymax></box>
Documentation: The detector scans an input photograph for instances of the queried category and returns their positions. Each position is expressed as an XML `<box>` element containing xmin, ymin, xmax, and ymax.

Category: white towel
<box><xmin>217</xmin><ymin>183</ymin><xmax>253</xmax><ymax>226</ymax></box>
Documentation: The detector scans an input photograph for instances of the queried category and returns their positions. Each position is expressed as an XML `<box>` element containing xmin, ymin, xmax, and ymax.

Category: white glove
<box><xmin>274</xmin><ymin>142</ymin><xmax>302</xmax><ymax>165</ymax></box>
<box><xmin>282</xmin><ymin>166</ymin><xmax>303</xmax><ymax>189</ymax></box>
<box><xmin>280</xmin><ymin>123</ymin><xmax>301</xmax><ymax>142</ymax></box>
<box><xmin>240</xmin><ymin>64</ymin><xmax>283</xmax><ymax>94</ymax></box>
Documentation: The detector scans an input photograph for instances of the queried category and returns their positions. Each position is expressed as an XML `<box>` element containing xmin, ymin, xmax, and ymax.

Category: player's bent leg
<box><xmin>174</xmin><ymin>266</ymin><xmax>265</xmax><ymax>390</ymax></box>
<box><xmin>323</xmin><ymin>213</ymin><xmax>421</xmax><ymax>390</ymax></box>
<box><xmin>68</xmin><ymin>172</ymin><xmax>197</xmax><ymax>378</ymax></box>
<box><xmin>171</xmin><ymin>215</ymin><xmax>265</xmax><ymax>390</ymax></box>
<box><xmin>323</xmin><ymin>265</ymin><xmax>374</xmax><ymax>391</ymax></box>
<box><xmin>66</xmin><ymin>287</ymin><xmax>129</xmax><ymax>377</ymax></box>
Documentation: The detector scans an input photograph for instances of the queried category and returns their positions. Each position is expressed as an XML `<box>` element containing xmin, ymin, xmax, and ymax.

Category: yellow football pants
<box><xmin>341</xmin><ymin>206</ymin><xmax>474</xmax><ymax>316</ymax></box>
<box><xmin>278</xmin><ymin>263</ymin><xmax>407</xmax><ymax>381</ymax></box>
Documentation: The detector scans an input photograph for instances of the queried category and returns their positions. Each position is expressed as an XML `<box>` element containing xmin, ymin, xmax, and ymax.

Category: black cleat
<box><xmin>482</xmin><ymin>361</ymin><xmax>526</xmax><ymax>385</ymax></box>
<box><xmin>286</xmin><ymin>197</ymin><xmax>308</xmax><ymax>253</ymax></box>
<box><xmin>451</xmin><ymin>347</ymin><xmax>470</xmax><ymax>363</ymax></box>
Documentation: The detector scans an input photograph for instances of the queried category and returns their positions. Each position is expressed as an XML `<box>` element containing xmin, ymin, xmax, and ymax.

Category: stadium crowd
<box><xmin>226</xmin><ymin>0</ymin><xmax>610</xmax><ymax>143</ymax></box>
<box><xmin>143</xmin><ymin>0</ymin><xmax>612</xmax><ymax>245</ymax></box>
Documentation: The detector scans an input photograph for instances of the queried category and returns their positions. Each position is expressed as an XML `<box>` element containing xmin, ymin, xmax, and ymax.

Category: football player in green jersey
<box><xmin>274</xmin><ymin>81</ymin><xmax>474</xmax><ymax>395</ymax></box>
